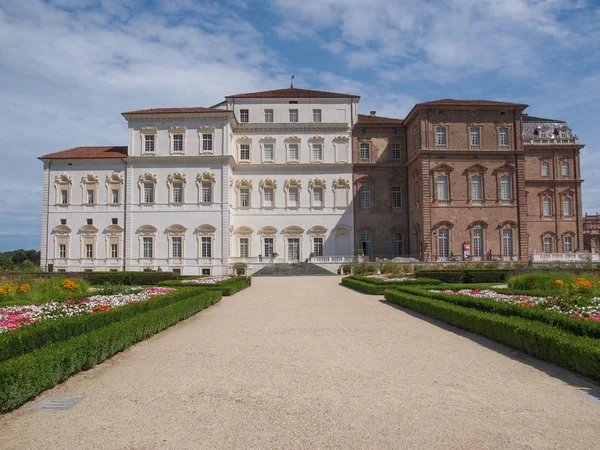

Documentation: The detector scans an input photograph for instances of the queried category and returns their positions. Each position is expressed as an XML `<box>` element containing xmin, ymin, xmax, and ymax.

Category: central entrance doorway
<box><xmin>287</xmin><ymin>238</ymin><xmax>300</xmax><ymax>262</ymax></box>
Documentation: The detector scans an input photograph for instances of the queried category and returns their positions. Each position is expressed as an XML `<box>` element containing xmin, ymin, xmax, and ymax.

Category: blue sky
<box><xmin>1</xmin><ymin>0</ymin><xmax>599</xmax><ymax>251</ymax></box>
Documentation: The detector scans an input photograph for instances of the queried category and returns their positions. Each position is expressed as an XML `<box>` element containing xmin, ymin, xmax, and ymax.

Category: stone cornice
<box><xmin>232</xmin><ymin>122</ymin><xmax>350</xmax><ymax>132</ymax></box>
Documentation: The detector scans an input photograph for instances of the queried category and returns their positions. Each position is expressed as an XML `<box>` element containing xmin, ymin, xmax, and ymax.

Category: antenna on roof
<box><xmin>290</xmin><ymin>74</ymin><xmax>295</xmax><ymax>89</ymax></box>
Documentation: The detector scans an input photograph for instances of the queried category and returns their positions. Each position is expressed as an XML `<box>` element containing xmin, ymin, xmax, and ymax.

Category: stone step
<box><xmin>253</xmin><ymin>263</ymin><xmax>336</xmax><ymax>277</ymax></box>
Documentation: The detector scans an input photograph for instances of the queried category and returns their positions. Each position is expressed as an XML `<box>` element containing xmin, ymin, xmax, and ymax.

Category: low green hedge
<box><xmin>384</xmin><ymin>290</ymin><xmax>600</xmax><ymax>383</ymax></box>
<box><xmin>158</xmin><ymin>276</ymin><xmax>251</xmax><ymax>296</ymax></box>
<box><xmin>85</xmin><ymin>272</ymin><xmax>177</xmax><ymax>286</ymax></box>
<box><xmin>395</xmin><ymin>286</ymin><xmax>600</xmax><ymax>340</ymax></box>
<box><xmin>0</xmin><ymin>290</ymin><xmax>222</xmax><ymax>413</ymax></box>
<box><xmin>415</xmin><ymin>270</ymin><xmax>511</xmax><ymax>283</ymax></box>
<box><xmin>346</xmin><ymin>275</ymin><xmax>441</xmax><ymax>286</ymax></box>
<box><xmin>341</xmin><ymin>276</ymin><xmax>439</xmax><ymax>294</ymax></box>
<box><xmin>0</xmin><ymin>288</ymin><xmax>203</xmax><ymax>363</ymax></box>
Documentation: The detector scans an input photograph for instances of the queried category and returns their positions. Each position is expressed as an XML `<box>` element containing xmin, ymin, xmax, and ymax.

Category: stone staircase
<box><xmin>252</xmin><ymin>262</ymin><xmax>336</xmax><ymax>277</ymax></box>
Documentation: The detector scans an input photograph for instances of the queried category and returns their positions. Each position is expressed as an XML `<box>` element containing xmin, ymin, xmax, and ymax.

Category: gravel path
<box><xmin>1</xmin><ymin>276</ymin><xmax>600</xmax><ymax>449</ymax></box>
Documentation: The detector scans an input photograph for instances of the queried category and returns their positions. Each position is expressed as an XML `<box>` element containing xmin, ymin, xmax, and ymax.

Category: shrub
<box><xmin>158</xmin><ymin>276</ymin><xmax>251</xmax><ymax>296</ymax></box>
<box><xmin>0</xmin><ymin>290</ymin><xmax>222</xmax><ymax>413</ymax></box>
<box><xmin>341</xmin><ymin>276</ymin><xmax>440</xmax><ymax>295</ymax></box>
<box><xmin>84</xmin><ymin>271</ymin><xmax>177</xmax><ymax>286</ymax></box>
<box><xmin>415</xmin><ymin>270</ymin><xmax>511</xmax><ymax>284</ymax></box>
<box><xmin>384</xmin><ymin>290</ymin><xmax>600</xmax><ymax>383</ymax></box>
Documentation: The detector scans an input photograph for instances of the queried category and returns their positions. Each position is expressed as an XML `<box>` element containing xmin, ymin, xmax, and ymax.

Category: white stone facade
<box><xmin>40</xmin><ymin>89</ymin><xmax>359</xmax><ymax>275</ymax></box>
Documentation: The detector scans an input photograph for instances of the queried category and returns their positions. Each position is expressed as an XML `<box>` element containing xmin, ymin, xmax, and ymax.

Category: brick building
<box><xmin>354</xmin><ymin>100</ymin><xmax>584</xmax><ymax>262</ymax></box>
<box><xmin>584</xmin><ymin>213</ymin><xmax>600</xmax><ymax>253</ymax></box>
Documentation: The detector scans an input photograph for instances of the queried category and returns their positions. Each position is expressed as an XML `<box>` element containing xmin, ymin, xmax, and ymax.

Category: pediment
<box><xmin>259</xmin><ymin>226</ymin><xmax>278</xmax><ymax>235</ymax></box>
<box><xmin>308</xmin><ymin>226</ymin><xmax>327</xmax><ymax>235</ymax></box>
<box><xmin>79</xmin><ymin>225</ymin><xmax>99</xmax><ymax>234</ymax></box>
<box><xmin>431</xmin><ymin>163</ymin><xmax>454</xmax><ymax>173</ymax></box>
<box><xmin>282</xmin><ymin>225</ymin><xmax>304</xmax><ymax>235</ymax></box>
<box><xmin>104</xmin><ymin>224</ymin><xmax>124</xmax><ymax>234</ymax></box>
<box><xmin>195</xmin><ymin>224</ymin><xmax>217</xmax><ymax>234</ymax></box>
<box><xmin>332</xmin><ymin>225</ymin><xmax>351</xmax><ymax>234</ymax></box>
<box><xmin>166</xmin><ymin>224</ymin><xmax>187</xmax><ymax>234</ymax></box>
<box><xmin>432</xmin><ymin>221</ymin><xmax>454</xmax><ymax>230</ymax></box>
<box><xmin>52</xmin><ymin>224</ymin><xmax>71</xmax><ymax>234</ymax></box>
<box><xmin>234</xmin><ymin>226</ymin><xmax>253</xmax><ymax>235</ymax></box>
<box><xmin>465</xmin><ymin>163</ymin><xmax>488</xmax><ymax>173</ymax></box>
<box><xmin>137</xmin><ymin>225</ymin><xmax>158</xmax><ymax>234</ymax></box>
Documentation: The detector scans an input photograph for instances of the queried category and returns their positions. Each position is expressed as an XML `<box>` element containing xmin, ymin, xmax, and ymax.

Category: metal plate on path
<box><xmin>30</xmin><ymin>397</ymin><xmax>84</xmax><ymax>411</ymax></box>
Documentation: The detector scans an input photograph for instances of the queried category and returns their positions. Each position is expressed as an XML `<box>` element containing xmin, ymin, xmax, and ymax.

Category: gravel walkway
<box><xmin>1</xmin><ymin>276</ymin><xmax>600</xmax><ymax>449</ymax></box>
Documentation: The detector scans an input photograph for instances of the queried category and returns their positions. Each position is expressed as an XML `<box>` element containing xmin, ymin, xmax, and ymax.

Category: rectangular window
<box><xmin>502</xmin><ymin>229</ymin><xmax>514</xmax><ymax>258</ymax></box>
<box><xmin>202</xmin><ymin>183</ymin><xmax>212</xmax><ymax>203</ymax></box>
<box><xmin>60</xmin><ymin>189</ymin><xmax>68</xmax><ymax>204</ymax></box>
<box><xmin>143</xmin><ymin>237</ymin><xmax>153</xmax><ymax>258</ymax></box>
<box><xmin>288</xmin><ymin>144</ymin><xmax>299</xmax><ymax>161</ymax></box>
<box><xmin>473</xmin><ymin>228</ymin><xmax>484</xmax><ymax>258</ymax></box>
<box><xmin>58</xmin><ymin>244</ymin><xmax>66</xmax><ymax>259</ymax></box>
<box><xmin>438</xmin><ymin>229</ymin><xmax>450</xmax><ymax>259</ymax></box>
<box><xmin>60</xmin><ymin>219</ymin><xmax>67</xmax><ymax>225</ymax></box>
<box><xmin>564</xmin><ymin>236</ymin><xmax>573</xmax><ymax>253</ymax></box>
<box><xmin>563</xmin><ymin>197</ymin><xmax>572</xmax><ymax>216</ymax></box>
<box><xmin>437</xmin><ymin>175</ymin><xmax>449</xmax><ymax>202</ymax></box>
<box><xmin>499</xmin><ymin>127</ymin><xmax>509</xmax><ymax>146</ymax></box>
<box><xmin>86</xmin><ymin>189</ymin><xmax>94</xmax><ymax>204</ymax></box>
<box><xmin>263</xmin><ymin>188</ymin><xmax>273</xmax><ymax>207</ymax></box>
<box><xmin>111</xmin><ymin>189</ymin><xmax>119</xmax><ymax>204</ymax></box>
<box><xmin>561</xmin><ymin>162</ymin><xmax>570</xmax><ymax>177</ymax></box>
<box><xmin>240</xmin><ymin>188</ymin><xmax>249</xmax><ymax>208</ymax></box>
<box><xmin>110</xmin><ymin>243</ymin><xmax>118</xmax><ymax>258</ymax></box>
<box><xmin>392</xmin><ymin>143</ymin><xmax>401</xmax><ymax>160</ymax></box>
<box><xmin>143</xmin><ymin>183</ymin><xmax>154</xmax><ymax>203</ymax></box>
<box><xmin>144</xmin><ymin>134</ymin><xmax>155</xmax><ymax>153</ymax></box>
<box><xmin>543</xmin><ymin>198</ymin><xmax>552</xmax><ymax>216</ymax></box>
<box><xmin>240</xmin><ymin>144</ymin><xmax>250</xmax><ymax>161</ymax></box>
<box><xmin>240</xmin><ymin>109</ymin><xmax>249</xmax><ymax>123</ymax></box>
<box><xmin>543</xmin><ymin>236</ymin><xmax>553</xmax><ymax>253</ymax></box>
<box><xmin>359</xmin><ymin>142</ymin><xmax>370</xmax><ymax>159</ymax></box>
<box><xmin>500</xmin><ymin>175</ymin><xmax>511</xmax><ymax>201</ymax></box>
<box><xmin>263</xmin><ymin>143</ymin><xmax>274</xmax><ymax>161</ymax></box>
<box><xmin>393</xmin><ymin>233</ymin><xmax>403</xmax><ymax>257</ymax></box>
<box><xmin>111</xmin><ymin>218</ymin><xmax>118</xmax><ymax>225</ymax></box>
<box><xmin>173</xmin><ymin>134</ymin><xmax>183</xmax><ymax>152</ymax></box>
<box><xmin>313</xmin><ymin>237</ymin><xmax>323</xmax><ymax>257</ymax></box>
<box><xmin>312</xmin><ymin>144</ymin><xmax>323</xmax><ymax>161</ymax></box>
<box><xmin>86</xmin><ymin>218</ymin><xmax>93</xmax><ymax>225</ymax></box>
<box><xmin>392</xmin><ymin>186</ymin><xmax>402</xmax><ymax>208</ymax></box>
<box><xmin>312</xmin><ymin>109</ymin><xmax>321</xmax><ymax>123</ymax></box>
<box><xmin>264</xmin><ymin>238</ymin><xmax>273</xmax><ymax>257</ymax></box>
<box><xmin>202</xmin><ymin>134</ymin><xmax>213</xmax><ymax>152</ymax></box>
<box><xmin>360</xmin><ymin>185</ymin><xmax>371</xmax><ymax>208</ymax></box>
<box><xmin>172</xmin><ymin>183</ymin><xmax>183</xmax><ymax>203</ymax></box>
<box><xmin>85</xmin><ymin>243</ymin><xmax>93</xmax><ymax>259</ymax></box>
<box><xmin>172</xmin><ymin>237</ymin><xmax>182</xmax><ymax>258</ymax></box>
<box><xmin>313</xmin><ymin>188</ymin><xmax>323</xmax><ymax>207</ymax></box>
<box><xmin>541</xmin><ymin>162</ymin><xmax>550</xmax><ymax>177</ymax></box>
<box><xmin>264</xmin><ymin>109</ymin><xmax>273</xmax><ymax>123</ymax></box>
<box><xmin>288</xmin><ymin>188</ymin><xmax>298</xmax><ymax>207</ymax></box>
<box><xmin>471</xmin><ymin>175</ymin><xmax>482</xmax><ymax>202</ymax></box>
<box><xmin>435</xmin><ymin>127</ymin><xmax>447</xmax><ymax>146</ymax></box>
<box><xmin>201</xmin><ymin>236</ymin><xmax>212</xmax><ymax>258</ymax></box>
<box><xmin>470</xmin><ymin>127</ymin><xmax>481</xmax><ymax>147</ymax></box>
<box><xmin>361</xmin><ymin>233</ymin><xmax>372</xmax><ymax>256</ymax></box>
<box><xmin>239</xmin><ymin>238</ymin><xmax>249</xmax><ymax>258</ymax></box>
<box><xmin>289</xmin><ymin>109</ymin><xmax>298</xmax><ymax>122</ymax></box>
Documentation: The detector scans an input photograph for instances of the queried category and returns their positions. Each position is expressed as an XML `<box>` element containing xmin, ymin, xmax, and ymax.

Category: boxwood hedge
<box><xmin>415</xmin><ymin>270</ymin><xmax>511</xmax><ymax>284</ymax></box>
<box><xmin>158</xmin><ymin>276</ymin><xmax>251</xmax><ymax>296</ymax></box>
<box><xmin>85</xmin><ymin>271</ymin><xmax>177</xmax><ymax>286</ymax></box>
<box><xmin>341</xmin><ymin>275</ymin><xmax>440</xmax><ymax>295</ymax></box>
<box><xmin>384</xmin><ymin>290</ymin><xmax>600</xmax><ymax>383</ymax></box>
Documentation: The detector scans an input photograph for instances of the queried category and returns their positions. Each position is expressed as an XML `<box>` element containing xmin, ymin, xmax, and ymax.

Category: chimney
<box><xmin>370</xmin><ymin>110</ymin><xmax>376</xmax><ymax>117</ymax></box>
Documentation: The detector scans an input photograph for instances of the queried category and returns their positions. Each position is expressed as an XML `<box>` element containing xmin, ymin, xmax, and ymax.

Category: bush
<box><xmin>0</xmin><ymin>288</ymin><xmax>204</xmax><ymax>363</ymax></box>
<box><xmin>85</xmin><ymin>271</ymin><xmax>177</xmax><ymax>286</ymax></box>
<box><xmin>0</xmin><ymin>290</ymin><xmax>222</xmax><ymax>413</ymax></box>
<box><xmin>384</xmin><ymin>290</ymin><xmax>600</xmax><ymax>383</ymax></box>
<box><xmin>415</xmin><ymin>270</ymin><xmax>511</xmax><ymax>283</ymax></box>
<box><xmin>158</xmin><ymin>276</ymin><xmax>251</xmax><ymax>296</ymax></box>
<box><xmin>341</xmin><ymin>276</ymin><xmax>440</xmax><ymax>294</ymax></box>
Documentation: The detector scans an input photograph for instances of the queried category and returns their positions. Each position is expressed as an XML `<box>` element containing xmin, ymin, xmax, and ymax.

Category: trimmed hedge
<box><xmin>415</xmin><ymin>270</ymin><xmax>511</xmax><ymax>284</ymax></box>
<box><xmin>85</xmin><ymin>272</ymin><xmax>177</xmax><ymax>286</ymax></box>
<box><xmin>158</xmin><ymin>276</ymin><xmax>251</xmax><ymax>296</ymax></box>
<box><xmin>346</xmin><ymin>275</ymin><xmax>441</xmax><ymax>286</ymax></box>
<box><xmin>0</xmin><ymin>288</ymin><xmax>204</xmax><ymax>363</ymax></box>
<box><xmin>384</xmin><ymin>290</ymin><xmax>600</xmax><ymax>383</ymax></box>
<box><xmin>0</xmin><ymin>290</ymin><xmax>222</xmax><ymax>413</ymax></box>
<box><xmin>341</xmin><ymin>276</ymin><xmax>440</xmax><ymax>295</ymax></box>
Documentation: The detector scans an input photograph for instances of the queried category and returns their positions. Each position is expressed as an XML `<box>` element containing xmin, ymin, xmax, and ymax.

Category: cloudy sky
<box><xmin>1</xmin><ymin>0</ymin><xmax>599</xmax><ymax>251</ymax></box>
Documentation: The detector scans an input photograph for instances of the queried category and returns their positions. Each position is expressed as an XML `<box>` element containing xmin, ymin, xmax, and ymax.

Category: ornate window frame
<box><xmin>562</xmin><ymin>231</ymin><xmax>576</xmax><ymax>253</ymax></box>
<box><xmin>541</xmin><ymin>231</ymin><xmax>556</xmax><ymax>254</ymax></box>
<box><xmin>167</xmin><ymin>172</ymin><xmax>187</xmax><ymax>205</ymax></box>
<box><xmin>137</xmin><ymin>225</ymin><xmax>157</xmax><ymax>261</ymax></box>
<box><xmin>357</xmin><ymin>177</ymin><xmax>374</xmax><ymax>210</ymax></box>
<box><xmin>194</xmin><ymin>224</ymin><xmax>217</xmax><ymax>259</ymax></box>
<box><xmin>81</xmin><ymin>173</ymin><xmax>100</xmax><ymax>206</ymax></box>
<box><xmin>140</xmin><ymin>126</ymin><xmax>157</xmax><ymax>155</ymax></box>
<box><xmin>432</xmin><ymin>221</ymin><xmax>453</xmax><ymax>261</ymax></box>
<box><xmin>308</xmin><ymin>226</ymin><xmax>327</xmax><ymax>256</ymax></box>
<box><xmin>333</xmin><ymin>136</ymin><xmax>350</xmax><ymax>163</ymax></box>
<box><xmin>308</xmin><ymin>178</ymin><xmax>326</xmax><ymax>209</ymax></box>
<box><xmin>284</xmin><ymin>178</ymin><xmax>302</xmax><ymax>209</ymax></box>
<box><xmin>332</xmin><ymin>177</ymin><xmax>350</xmax><ymax>209</ymax></box>
<box><xmin>358</xmin><ymin>140</ymin><xmax>371</xmax><ymax>161</ymax></box>
<box><xmin>390</xmin><ymin>181</ymin><xmax>403</xmax><ymax>210</ymax></box>
<box><xmin>197</xmin><ymin>171</ymin><xmax>216</xmax><ymax>204</ymax></box>
<box><xmin>79</xmin><ymin>225</ymin><xmax>98</xmax><ymax>261</ymax></box>
<box><xmin>259</xmin><ymin>136</ymin><xmax>276</xmax><ymax>164</ymax></box>
<box><xmin>169</xmin><ymin>126</ymin><xmax>186</xmax><ymax>155</ymax></box>
<box><xmin>285</xmin><ymin>136</ymin><xmax>301</xmax><ymax>164</ymax></box>
<box><xmin>258</xmin><ymin>226</ymin><xmax>278</xmax><ymax>258</ymax></box>
<box><xmin>539</xmin><ymin>189</ymin><xmax>554</xmax><ymax>219</ymax></box>
<box><xmin>308</xmin><ymin>135</ymin><xmax>325</xmax><ymax>163</ymax></box>
<box><xmin>52</xmin><ymin>225</ymin><xmax>71</xmax><ymax>260</ymax></box>
<box><xmin>138</xmin><ymin>172</ymin><xmax>158</xmax><ymax>204</ymax></box>
<box><xmin>560</xmin><ymin>189</ymin><xmax>575</xmax><ymax>219</ymax></box>
<box><xmin>236</xmin><ymin>136</ymin><xmax>252</xmax><ymax>163</ymax></box>
<box><xmin>234</xmin><ymin>226</ymin><xmax>253</xmax><ymax>258</ymax></box>
<box><xmin>282</xmin><ymin>226</ymin><xmax>304</xmax><ymax>261</ymax></box>
<box><xmin>468</xmin><ymin>124</ymin><xmax>482</xmax><ymax>149</ymax></box>
<box><xmin>54</xmin><ymin>173</ymin><xmax>72</xmax><ymax>206</ymax></box>
<box><xmin>498</xmin><ymin>220</ymin><xmax>517</xmax><ymax>261</ymax></box>
<box><xmin>497</xmin><ymin>125</ymin><xmax>511</xmax><ymax>149</ymax></box>
<box><xmin>104</xmin><ymin>224</ymin><xmax>124</xmax><ymax>260</ymax></box>
<box><xmin>235</xmin><ymin>178</ymin><xmax>253</xmax><ymax>209</ymax></box>
<box><xmin>465</xmin><ymin>164</ymin><xmax>487</xmax><ymax>206</ymax></box>
<box><xmin>198</xmin><ymin>126</ymin><xmax>216</xmax><ymax>155</ymax></box>
<box><xmin>494</xmin><ymin>164</ymin><xmax>515</xmax><ymax>205</ymax></box>
<box><xmin>166</xmin><ymin>224</ymin><xmax>186</xmax><ymax>260</ymax></box>
<box><xmin>106</xmin><ymin>172</ymin><xmax>124</xmax><ymax>205</ymax></box>
<box><xmin>259</xmin><ymin>178</ymin><xmax>277</xmax><ymax>209</ymax></box>
<box><xmin>431</xmin><ymin>163</ymin><xmax>453</xmax><ymax>206</ymax></box>
<box><xmin>559</xmin><ymin>159</ymin><xmax>571</xmax><ymax>178</ymax></box>
<box><xmin>434</xmin><ymin>124</ymin><xmax>448</xmax><ymax>149</ymax></box>
<box><xmin>540</xmin><ymin>159</ymin><xmax>551</xmax><ymax>178</ymax></box>
<box><xmin>468</xmin><ymin>221</ymin><xmax>488</xmax><ymax>261</ymax></box>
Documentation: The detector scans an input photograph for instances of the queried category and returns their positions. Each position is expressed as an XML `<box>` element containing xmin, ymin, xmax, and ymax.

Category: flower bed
<box><xmin>429</xmin><ymin>289</ymin><xmax>600</xmax><ymax>322</ymax></box>
<box><xmin>180</xmin><ymin>275</ymin><xmax>232</xmax><ymax>285</ymax></box>
<box><xmin>363</xmin><ymin>275</ymin><xmax>418</xmax><ymax>282</ymax></box>
<box><xmin>0</xmin><ymin>287</ymin><xmax>175</xmax><ymax>333</ymax></box>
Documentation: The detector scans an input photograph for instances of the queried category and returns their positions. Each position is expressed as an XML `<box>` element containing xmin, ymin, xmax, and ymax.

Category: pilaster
<box><xmin>221</xmin><ymin>163</ymin><xmax>231</xmax><ymax>274</ymax></box>
<box><xmin>124</xmin><ymin>162</ymin><xmax>134</xmax><ymax>271</ymax></box>
<box><xmin>40</xmin><ymin>162</ymin><xmax>50</xmax><ymax>270</ymax></box>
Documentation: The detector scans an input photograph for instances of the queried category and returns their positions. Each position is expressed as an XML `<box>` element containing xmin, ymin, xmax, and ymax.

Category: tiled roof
<box><xmin>122</xmin><ymin>107</ymin><xmax>231</xmax><ymax>115</ymax></box>
<box><xmin>41</xmin><ymin>146</ymin><xmax>128</xmax><ymax>159</ymax></box>
<box><xmin>357</xmin><ymin>114</ymin><xmax>403</xmax><ymax>124</ymax></box>
<box><xmin>416</xmin><ymin>98</ymin><xmax>528</xmax><ymax>107</ymax></box>
<box><xmin>225</xmin><ymin>87</ymin><xmax>360</xmax><ymax>99</ymax></box>
<box><xmin>522</xmin><ymin>115</ymin><xmax>565</xmax><ymax>123</ymax></box>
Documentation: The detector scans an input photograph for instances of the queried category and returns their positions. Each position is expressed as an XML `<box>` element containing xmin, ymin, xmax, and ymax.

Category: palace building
<box><xmin>39</xmin><ymin>87</ymin><xmax>585</xmax><ymax>274</ymax></box>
